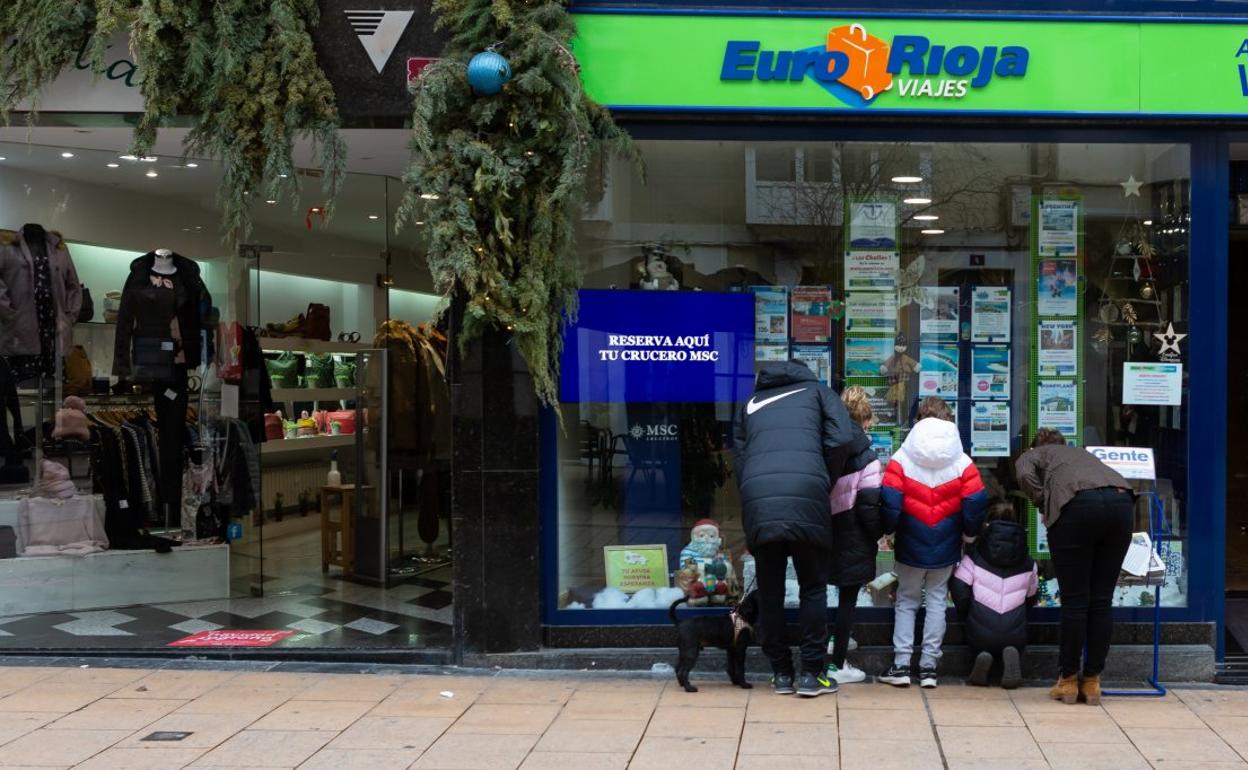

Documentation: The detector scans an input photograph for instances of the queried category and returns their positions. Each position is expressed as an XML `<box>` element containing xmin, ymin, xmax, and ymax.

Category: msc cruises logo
<box><xmin>720</xmin><ymin>23</ymin><xmax>1029</xmax><ymax>108</ymax></box>
<box><xmin>630</xmin><ymin>423</ymin><xmax>679</xmax><ymax>441</ymax></box>
<box><xmin>345</xmin><ymin>10</ymin><xmax>415</xmax><ymax>73</ymax></box>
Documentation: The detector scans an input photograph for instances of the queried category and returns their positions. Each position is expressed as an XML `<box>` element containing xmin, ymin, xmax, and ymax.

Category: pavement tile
<box><xmin>115</xmin><ymin>712</ymin><xmax>261</xmax><ymax>749</ymax></box>
<box><xmin>518</xmin><ymin>751</ymin><xmax>630</xmax><ymax>770</ymax></box>
<box><xmin>839</xmin><ymin>738</ymin><xmax>942</xmax><ymax>770</ymax></box>
<box><xmin>1009</xmin><ymin>687</ymin><xmax>1086</xmax><ymax>715</ymax></box>
<box><xmin>0</xmin><ymin>713</ymin><xmax>62</xmax><ymax>746</ymax></box>
<box><xmin>572</xmin><ymin>679</ymin><xmax>666</xmax><ymax>694</ymax></box>
<box><xmin>112</xmin><ymin>671</ymin><xmax>237</xmax><ymax>701</ymax></box>
<box><xmin>412</xmin><ymin>733</ymin><xmax>539</xmax><ymax>770</ymax></box>
<box><xmin>644</xmin><ymin>706</ymin><xmax>743</xmax><ymax>738</ymax></box>
<box><xmin>397</xmin><ymin>676</ymin><xmax>495</xmax><ymax>696</ymax></box>
<box><xmin>0</xmin><ymin>727</ymin><xmax>131</xmax><ymax>766</ymax></box>
<box><xmin>1103</xmin><ymin>701</ymin><xmax>1209</xmax><ymax>729</ymax></box>
<box><xmin>1022</xmin><ymin>710</ymin><xmax>1130</xmax><ymax>743</ymax></box>
<box><xmin>371</xmin><ymin>689</ymin><xmax>478</xmax><ymax>719</ymax></box>
<box><xmin>946</xmin><ymin>760</ymin><xmax>1050</xmax><ymax>770</ymax></box>
<box><xmin>534</xmin><ymin>717</ymin><xmax>647</xmax><ymax>753</ymax></box>
<box><xmin>838</xmin><ymin>707</ymin><xmax>933</xmax><ymax>738</ymax></box>
<box><xmin>744</xmin><ymin>691</ymin><xmax>838</xmax><ymax>723</ymax></box>
<box><xmin>48</xmin><ymin>698</ymin><xmax>184</xmax><ymax>731</ymax></box>
<box><xmin>327</xmin><ymin>715</ymin><xmax>452</xmax><ymax>751</ymax></box>
<box><xmin>837</xmin><ymin>685</ymin><xmax>926</xmax><ymax>710</ymax></box>
<box><xmin>46</xmin><ymin>668</ymin><xmax>152</xmax><ymax>688</ymax></box>
<box><xmin>737</xmin><ymin>722</ymin><xmax>838</xmax><ymax>756</ymax></box>
<box><xmin>1174</xmin><ymin>689</ymin><xmax>1248</xmax><ymax>717</ymax></box>
<box><xmin>1040</xmin><ymin>740</ymin><xmax>1152</xmax><ymax>769</ymax></box>
<box><xmin>0</xmin><ymin>668</ymin><xmax>65</xmax><ymax>698</ymax></box>
<box><xmin>1203</xmin><ymin>716</ymin><xmax>1248</xmax><ymax>756</ymax></box>
<box><xmin>189</xmin><ymin>729</ymin><xmax>335</xmax><ymax>767</ymax></box>
<box><xmin>448</xmin><ymin>703</ymin><xmax>561</xmax><ymax>735</ymax></box>
<box><xmin>735</xmin><ymin>756</ymin><xmax>834</xmax><ymax>770</ymax></box>
<box><xmin>291</xmin><ymin>675</ymin><xmax>403</xmax><ymax>702</ymax></box>
<box><xmin>298</xmin><ymin>748</ymin><xmax>423</xmax><ymax>770</ymax></box>
<box><xmin>658</xmin><ymin>683</ymin><xmax>752</xmax><ymax>708</ymax></box>
<box><xmin>937</xmin><ymin>725</ymin><xmax>1044</xmax><ymax>760</ymax></box>
<box><xmin>1141</xmin><ymin>763</ymin><xmax>1248</xmax><ymax>769</ymax></box>
<box><xmin>0</xmin><ymin>683</ymin><xmax>120</xmax><ymax>713</ymax></box>
<box><xmin>928</xmin><ymin>697</ymin><xmax>1024</xmax><ymax>727</ymax></box>
<box><xmin>923</xmin><ymin>684</ymin><xmax>1013</xmax><ymax>701</ymax></box>
<box><xmin>1124</xmin><ymin>726</ymin><xmax>1245</xmax><ymax>764</ymax></box>
<box><xmin>628</xmin><ymin>736</ymin><xmax>739</xmax><ymax>770</ymax></box>
<box><xmin>74</xmin><ymin>746</ymin><xmax>207</xmax><ymax>769</ymax></box>
<box><xmin>476</xmin><ymin>679</ymin><xmax>576</xmax><ymax>706</ymax></box>
<box><xmin>249</xmin><ymin>699</ymin><xmax>373</xmax><ymax>731</ymax></box>
<box><xmin>561</xmin><ymin>692</ymin><xmax>658</xmax><ymax>721</ymax></box>
<box><xmin>175</xmin><ymin>688</ymin><xmax>295</xmax><ymax>718</ymax></box>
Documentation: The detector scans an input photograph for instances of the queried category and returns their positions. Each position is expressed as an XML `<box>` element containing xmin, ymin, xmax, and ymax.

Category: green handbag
<box><xmin>306</xmin><ymin>353</ymin><xmax>336</xmax><ymax>388</ymax></box>
<box><xmin>266</xmin><ymin>351</ymin><xmax>300</xmax><ymax>389</ymax></box>
<box><xmin>333</xmin><ymin>355</ymin><xmax>356</xmax><ymax>389</ymax></box>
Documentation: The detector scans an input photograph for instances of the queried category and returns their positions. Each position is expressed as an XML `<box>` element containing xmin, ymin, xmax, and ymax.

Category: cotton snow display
<box><xmin>587</xmin><ymin>586</ymin><xmax>687</xmax><ymax>609</ymax></box>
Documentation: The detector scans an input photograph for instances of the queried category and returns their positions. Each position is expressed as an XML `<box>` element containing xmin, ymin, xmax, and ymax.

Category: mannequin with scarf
<box><xmin>113</xmin><ymin>250</ymin><xmax>212</xmax><ymax>526</ymax></box>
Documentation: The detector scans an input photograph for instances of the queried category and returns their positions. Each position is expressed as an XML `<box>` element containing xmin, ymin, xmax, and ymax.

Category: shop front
<box><xmin>534</xmin><ymin>7</ymin><xmax>1236</xmax><ymax>679</ymax></box>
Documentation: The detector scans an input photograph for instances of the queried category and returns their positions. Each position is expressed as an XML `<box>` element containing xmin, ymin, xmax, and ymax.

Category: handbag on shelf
<box><xmin>102</xmin><ymin>291</ymin><xmax>122</xmax><ymax>324</ymax></box>
<box><xmin>306</xmin><ymin>353</ymin><xmax>335</xmax><ymax>388</ymax></box>
<box><xmin>77</xmin><ymin>287</ymin><xmax>94</xmax><ymax>323</ymax></box>
<box><xmin>304</xmin><ymin>303</ymin><xmax>331</xmax><ymax>341</ymax></box>
<box><xmin>265</xmin><ymin>351</ymin><xmax>300</xmax><ymax>389</ymax></box>
<box><xmin>324</xmin><ymin>409</ymin><xmax>356</xmax><ymax>435</ymax></box>
<box><xmin>63</xmin><ymin>345</ymin><xmax>92</xmax><ymax>396</ymax></box>
<box><xmin>264</xmin><ymin>412</ymin><xmax>285</xmax><ymax>441</ymax></box>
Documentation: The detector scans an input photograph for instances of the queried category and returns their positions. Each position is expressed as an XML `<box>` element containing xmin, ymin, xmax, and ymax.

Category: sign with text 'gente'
<box><xmin>560</xmin><ymin>290</ymin><xmax>755</xmax><ymax>403</ymax></box>
<box><xmin>571</xmin><ymin>14</ymin><xmax>1248</xmax><ymax>117</ymax></box>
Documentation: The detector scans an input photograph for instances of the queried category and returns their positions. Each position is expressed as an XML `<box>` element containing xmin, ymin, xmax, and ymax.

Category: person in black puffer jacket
<box><xmin>733</xmin><ymin>360</ymin><xmax>868</xmax><ymax>696</ymax></box>
<box><xmin>950</xmin><ymin>505</ymin><xmax>1039</xmax><ymax>689</ymax></box>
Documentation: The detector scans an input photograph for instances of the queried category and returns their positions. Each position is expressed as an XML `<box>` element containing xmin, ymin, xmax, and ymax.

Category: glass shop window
<box><xmin>556</xmin><ymin>139</ymin><xmax>1191</xmax><ymax>615</ymax></box>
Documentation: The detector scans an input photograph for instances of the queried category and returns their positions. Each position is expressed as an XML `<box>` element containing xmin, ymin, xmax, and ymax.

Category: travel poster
<box><xmin>791</xmin><ymin>345</ymin><xmax>833</xmax><ymax>387</ymax></box>
<box><xmin>848</xmin><ymin>202</ymin><xmax>897</xmax><ymax>250</ymax></box>
<box><xmin>1038</xmin><ymin>320</ymin><xmax>1078</xmax><ymax>377</ymax></box>
<box><xmin>971</xmin><ymin>286</ymin><xmax>1011</xmax><ymax>343</ymax></box>
<box><xmin>752</xmin><ymin>286</ymin><xmax>788</xmax><ymax>343</ymax></box>
<box><xmin>1038</xmin><ymin>200</ymin><xmax>1078</xmax><ymax>257</ymax></box>
<box><xmin>971</xmin><ymin>401</ymin><xmax>1011</xmax><ymax>457</ymax></box>
<box><xmin>790</xmin><ymin>286</ymin><xmax>833</xmax><ymax>343</ymax></box>
<box><xmin>1037</xmin><ymin>380</ymin><xmax>1078</xmax><ymax>438</ymax></box>
<box><xmin>845</xmin><ymin>337</ymin><xmax>892</xmax><ymax>378</ymax></box>
<box><xmin>919</xmin><ymin>342</ymin><xmax>960</xmax><ymax>397</ymax></box>
<box><xmin>919</xmin><ymin>287</ymin><xmax>960</xmax><ymax>341</ymax></box>
<box><xmin>971</xmin><ymin>345</ymin><xmax>1010</xmax><ymax>400</ymax></box>
<box><xmin>846</xmin><ymin>292</ymin><xmax>898</xmax><ymax>334</ymax></box>
<box><xmin>1037</xmin><ymin>260</ymin><xmax>1078</xmax><ymax>317</ymax></box>
<box><xmin>845</xmin><ymin>251</ymin><xmax>899</xmax><ymax>291</ymax></box>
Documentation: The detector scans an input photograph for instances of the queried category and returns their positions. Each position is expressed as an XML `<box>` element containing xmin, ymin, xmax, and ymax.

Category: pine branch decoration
<box><xmin>400</xmin><ymin>0</ymin><xmax>637</xmax><ymax>408</ymax></box>
<box><xmin>0</xmin><ymin>0</ymin><xmax>345</xmax><ymax>245</ymax></box>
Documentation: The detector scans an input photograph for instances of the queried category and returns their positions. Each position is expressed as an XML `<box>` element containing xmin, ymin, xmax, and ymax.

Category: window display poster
<box><xmin>846</xmin><ymin>292</ymin><xmax>898</xmax><ymax>334</ymax></box>
<box><xmin>971</xmin><ymin>401</ymin><xmax>1011</xmax><ymax>457</ymax></box>
<box><xmin>1038</xmin><ymin>320</ymin><xmax>1078</xmax><ymax>376</ymax></box>
<box><xmin>868</xmin><ymin>429</ymin><xmax>896</xmax><ymax>462</ymax></box>
<box><xmin>1037</xmin><ymin>260</ymin><xmax>1078</xmax><ymax>316</ymax></box>
<box><xmin>845</xmin><ymin>251</ymin><xmax>899</xmax><ymax>291</ymax></box>
<box><xmin>791</xmin><ymin>345</ymin><xmax>833</xmax><ymax>387</ymax></box>
<box><xmin>847</xmin><ymin>380</ymin><xmax>899</xmax><ymax>427</ymax></box>
<box><xmin>1037</xmin><ymin>380</ymin><xmax>1078</xmax><ymax>437</ymax></box>
<box><xmin>1123</xmin><ymin>362</ymin><xmax>1183</xmax><ymax>406</ymax></box>
<box><xmin>848</xmin><ymin>202</ymin><xmax>897</xmax><ymax>250</ymax></box>
<box><xmin>1038</xmin><ymin>200</ymin><xmax>1078</xmax><ymax>257</ymax></box>
<box><xmin>919</xmin><ymin>287</ymin><xmax>960</xmax><ymax>340</ymax></box>
<box><xmin>971</xmin><ymin>345</ymin><xmax>1010</xmax><ymax>400</ymax></box>
<box><xmin>603</xmin><ymin>545</ymin><xmax>670</xmax><ymax>593</ymax></box>
<box><xmin>845</xmin><ymin>337</ymin><xmax>893</xmax><ymax>378</ymax></box>
<box><xmin>752</xmin><ymin>286</ymin><xmax>788</xmax><ymax>343</ymax></box>
<box><xmin>755</xmin><ymin>344</ymin><xmax>789</xmax><ymax>363</ymax></box>
<box><xmin>971</xmin><ymin>286</ymin><xmax>1011</xmax><ymax>343</ymax></box>
<box><xmin>919</xmin><ymin>342</ymin><xmax>959</xmax><ymax>397</ymax></box>
<box><xmin>790</xmin><ymin>286</ymin><xmax>833</xmax><ymax>343</ymax></box>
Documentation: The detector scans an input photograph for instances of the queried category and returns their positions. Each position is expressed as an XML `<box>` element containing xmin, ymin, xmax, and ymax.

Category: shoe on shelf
<box><xmin>969</xmin><ymin>651</ymin><xmax>993</xmax><ymax>687</ymax></box>
<box><xmin>1079</xmin><ymin>673</ymin><xmax>1102</xmax><ymax>705</ymax></box>
<box><xmin>827</xmin><ymin>662</ymin><xmax>867</xmax><ymax>685</ymax></box>
<box><xmin>1050</xmin><ymin>674</ymin><xmax>1080</xmax><ymax>704</ymax></box>
<box><xmin>1001</xmin><ymin>647</ymin><xmax>1022</xmax><ymax>690</ymax></box>
<box><xmin>796</xmin><ymin>672</ymin><xmax>838</xmax><ymax>697</ymax></box>
<box><xmin>771</xmin><ymin>673</ymin><xmax>796</xmax><ymax>695</ymax></box>
<box><xmin>879</xmin><ymin>665</ymin><xmax>911</xmax><ymax>687</ymax></box>
<box><xmin>825</xmin><ymin>635</ymin><xmax>859</xmax><ymax>656</ymax></box>
<box><xmin>919</xmin><ymin>668</ymin><xmax>938</xmax><ymax>688</ymax></box>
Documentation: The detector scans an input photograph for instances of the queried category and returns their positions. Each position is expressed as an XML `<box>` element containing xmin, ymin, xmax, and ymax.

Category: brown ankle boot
<box><xmin>1080</xmin><ymin>674</ymin><xmax>1102</xmax><ymax>706</ymax></box>
<box><xmin>1049</xmin><ymin>674</ymin><xmax>1079</xmax><ymax>704</ymax></box>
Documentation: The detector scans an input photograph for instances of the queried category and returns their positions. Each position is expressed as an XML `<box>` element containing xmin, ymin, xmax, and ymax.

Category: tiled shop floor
<box><xmin>0</xmin><ymin>664</ymin><xmax>1242</xmax><ymax>768</ymax></box>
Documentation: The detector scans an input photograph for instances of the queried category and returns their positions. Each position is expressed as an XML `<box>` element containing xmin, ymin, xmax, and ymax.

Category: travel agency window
<box><xmin>553</xmin><ymin>138</ymin><xmax>1191</xmax><ymax>620</ymax></box>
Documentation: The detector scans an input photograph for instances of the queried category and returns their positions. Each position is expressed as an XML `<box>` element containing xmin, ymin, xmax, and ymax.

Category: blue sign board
<box><xmin>560</xmin><ymin>289</ymin><xmax>756</xmax><ymax>403</ymax></box>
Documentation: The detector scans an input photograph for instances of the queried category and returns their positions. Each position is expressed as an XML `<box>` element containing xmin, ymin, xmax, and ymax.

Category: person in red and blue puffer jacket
<box><xmin>878</xmin><ymin>397</ymin><xmax>987</xmax><ymax>689</ymax></box>
<box><xmin>951</xmin><ymin>504</ymin><xmax>1039</xmax><ymax>689</ymax></box>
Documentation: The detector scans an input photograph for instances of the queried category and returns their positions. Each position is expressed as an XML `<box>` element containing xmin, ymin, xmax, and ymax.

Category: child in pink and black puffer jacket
<box><xmin>950</xmin><ymin>504</ymin><xmax>1038</xmax><ymax>689</ymax></box>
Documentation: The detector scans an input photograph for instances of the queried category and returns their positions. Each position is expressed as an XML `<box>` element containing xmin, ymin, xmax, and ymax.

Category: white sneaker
<box><xmin>826</xmin><ymin>662</ymin><xmax>867</xmax><ymax>684</ymax></box>
<box><xmin>825</xmin><ymin>636</ymin><xmax>859</xmax><ymax>655</ymax></box>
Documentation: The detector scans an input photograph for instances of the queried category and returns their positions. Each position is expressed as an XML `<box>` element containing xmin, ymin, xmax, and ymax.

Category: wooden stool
<box><xmin>320</xmin><ymin>484</ymin><xmax>361</xmax><ymax>575</ymax></box>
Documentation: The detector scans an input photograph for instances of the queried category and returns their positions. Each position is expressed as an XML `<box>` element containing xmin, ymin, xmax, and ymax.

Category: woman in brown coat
<box><xmin>1014</xmin><ymin>429</ymin><xmax>1133</xmax><ymax>705</ymax></box>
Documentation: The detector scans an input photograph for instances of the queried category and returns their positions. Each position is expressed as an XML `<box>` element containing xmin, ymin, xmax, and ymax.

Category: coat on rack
<box><xmin>0</xmin><ymin>227</ymin><xmax>83</xmax><ymax>356</ymax></box>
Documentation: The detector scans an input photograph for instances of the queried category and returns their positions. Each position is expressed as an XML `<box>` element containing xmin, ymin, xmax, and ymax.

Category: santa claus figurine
<box><xmin>678</xmin><ymin>519</ymin><xmax>738</xmax><ymax>605</ymax></box>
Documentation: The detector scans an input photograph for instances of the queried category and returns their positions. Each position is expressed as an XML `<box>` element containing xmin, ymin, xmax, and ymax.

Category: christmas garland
<box><xmin>400</xmin><ymin>0</ymin><xmax>636</xmax><ymax>408</ymax></box>
<box><xmin>0</xmin><ymin>0</ymin><xmax>345</xmax><ymax>243</ymax></box>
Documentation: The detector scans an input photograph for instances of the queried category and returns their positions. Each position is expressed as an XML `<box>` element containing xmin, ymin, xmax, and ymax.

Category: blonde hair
<box><xmin>917</xmin><ymin>396</ymin><xmax>954</xmax><ymax>422</ymax></box>
<box><xmin>841</xmin><ymin>385</ymin><xmax>874</xmax><ymax>428</ymax></box>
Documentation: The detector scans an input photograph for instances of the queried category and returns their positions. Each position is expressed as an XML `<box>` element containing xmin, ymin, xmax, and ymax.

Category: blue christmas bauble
<box><xmin>467</xmin><ymin>51</ymin><xmax>512</xmax><ymax>95</ymax></box>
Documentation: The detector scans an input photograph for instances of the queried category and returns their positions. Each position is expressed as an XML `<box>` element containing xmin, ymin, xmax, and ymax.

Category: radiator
<box><xmin>260</xmin><ymin>462</ymin><xmax>327</xmax><ymax>513</ymax></box>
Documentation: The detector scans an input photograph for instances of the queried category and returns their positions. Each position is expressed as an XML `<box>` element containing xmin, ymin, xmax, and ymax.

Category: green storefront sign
<box><xmin>571</xmin><ymin>14</ymin><xmax>1248</xmax><ymax>116</ymax></box>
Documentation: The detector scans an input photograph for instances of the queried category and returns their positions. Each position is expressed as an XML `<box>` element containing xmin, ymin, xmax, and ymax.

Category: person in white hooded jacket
<box><xmin>878</xmin><ymin>397</ymin><xmax>988</xmax><ymax>688</ymax></box>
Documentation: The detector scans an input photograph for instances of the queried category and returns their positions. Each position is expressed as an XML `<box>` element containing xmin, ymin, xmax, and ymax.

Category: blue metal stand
<box><xmin>1104</xmin><ymin>482</ymin><xmax>1169</xmax><ymax>698</ymax></box>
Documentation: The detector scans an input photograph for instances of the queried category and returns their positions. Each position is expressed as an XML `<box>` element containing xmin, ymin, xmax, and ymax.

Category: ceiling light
<box><xmin>185</xmin><ymin>162</ymin><xmax>198</xmax><ymax>168</ymax></box>
<box><xmin>139</xmin><ymin>156</ymin><xmax>157</xmax><ymax>162</ymax></box>
<box><xmin>279</xmin><ymin>173</ymin><xmax>289</xmax><ymax>178</ymax></box>
<box><xmin>420</xmin><ymin>193</ymin><xmax>439</xmax><ymax>200</ymax></box>
<box><xmin>145</xmin><ymin>170</ymin><xmax>158</xmax><ymax>178</ymax></box>
<box><xmin>903</xmin><ymin>197</ymin><xmax>932</xmax><ymax>205</ymax></box>
<box><xmin>119</xmin><ymin>154</ymin><xmax>138</xmax><ymax>161</ymax></box>
<box><xmin>60</xmin><ymin>152</ymin><xmax>74</xmax><ymax>158</ymax></box>
<box><xmin>367</xmin><ymin>214</ymin><xmax>379</xmax><ymax>220</ymax></box>
<box><xmin>106</xmin><ymin>163</ymin><xmax>119</xmax><ymax>168</ymax></box>
<box><xmin>914</xmin><ymin>214</ymin><xmax>940</xmax><ymax>221</ymax></box>
<box><xmin>265</xmin><ymin>199</ymin><xmax>277</xmax><ymax>205</ymax></box>
<box><xmin>415</xmin><ymin>221</ymin><xmax>425</xmax><ymax>225</ymax></box>
<box><xmin>921</xmin><ymin>228</ymin><xmax>945</xmax><ymax>235</ymax></box>
<box><xmin>0</xmin><ymin>157</ymin><xmax>6</xmax><ymax>162</ymax></box>
<box><xmin>1143</xmin><ymin>219</ymin><xmax>1153</xmax><ymax>225</ymax></box>
<box><xmin>891</xmin><ymin>175</ymin><xmax>923</xmax><ymax>184</ymax></box>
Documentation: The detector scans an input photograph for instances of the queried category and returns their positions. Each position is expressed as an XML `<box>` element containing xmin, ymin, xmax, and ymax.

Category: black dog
<box><xmin>668</xmin><ymin>590</ymin><xmax>759</xmax><ymax>693</ymax></box>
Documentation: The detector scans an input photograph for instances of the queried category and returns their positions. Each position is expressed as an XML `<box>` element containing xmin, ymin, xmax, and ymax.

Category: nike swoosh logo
<box><xmin>746</xmin><ymin>388</ymin><xmax>806</xmax><ymax>415</ymax></box>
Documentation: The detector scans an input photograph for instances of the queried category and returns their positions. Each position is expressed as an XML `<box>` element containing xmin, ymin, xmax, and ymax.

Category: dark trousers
<box><xmin>831</xmin><ymin>583</ymin><xmax>861</xmax><ymax>667</ymax></box>
<box><xmin>153</xmin><ymin>371</ymin><xmax>188</xmax><ymax>516</ymax></box>
<box><xmin>753</xmin><ymin>540</ymin><xmax>830</xmax><ymax>676</ymax></box>
<box><xmin>1047</xmin><ymin>487</ymin><xmax>1134</xmax><ymax>677</ymax></box>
